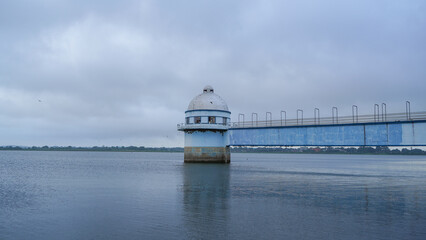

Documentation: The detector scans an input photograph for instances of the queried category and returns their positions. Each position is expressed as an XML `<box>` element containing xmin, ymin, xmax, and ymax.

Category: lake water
<box><xmin>0</xmin><ymin>151</ymin><xmax>425</xmax><ymax>240</ymax></box>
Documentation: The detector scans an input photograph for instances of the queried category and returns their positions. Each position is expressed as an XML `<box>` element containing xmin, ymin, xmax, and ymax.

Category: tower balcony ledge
<box><xmin>177</xmin><ymin>123</ymin><xmax>230</xmax><ymax>131</ymax></box>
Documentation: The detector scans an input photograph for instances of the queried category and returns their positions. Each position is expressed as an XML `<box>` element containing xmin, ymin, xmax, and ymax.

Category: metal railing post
<box><xmin>352</xmin><ymin>105</ymin><xmax>358</xmax><ymax>123</ymax></box>
<box><xmin>252</xmin><ymin>113</ymin><xmax>258</xmax><ymax>127</ymax></box>
<box><xmin>238</xmin><ymin>113</ymin><xmax>245</xmax><ymax>127</ymax></box>
<box><xmin>314</xmin><ymin>108</ymin><xmax>320</xmax><ymax>125</ymax></box>
<box><xmin>381</xmin><ymin>103</ymin><xmax>387</xmax><ymax>122</ymax></box>
<box><xmin>406</xmin><ymin>101</ymin><xmax>411</xmax><ymax>120</ymax></box>
<box><xmin>332</xmin><ymin>107</ymin><xmax>338</xmax><ymax>124</ymax></box>
<box><xmin>297</xmin><ymin>109</ymin><xmax>303</xmax><ymax>125</ymax></box>
<box><xmin>280</xmin><ymin>110</ymin><xmax>286</xmax><ymax>126</ymax></box>
<box><xmin>374</xmin><ymin>104</ymin><xmax>379</xmax><ymax>122</ymax></box>
<box><xmin>266</xmin><ymin>112</ymin><xmax>272</xmax><ymax>126</ymax></box>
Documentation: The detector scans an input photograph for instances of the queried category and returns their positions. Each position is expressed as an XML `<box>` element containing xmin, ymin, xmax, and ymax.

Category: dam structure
<box><xmin>177</xmin><ymin>86</ymin><xmax>231</xmax><ymax>163</ymax></box>
<box><xmin>178</xmin><ymin>87</ymin><xmax>426</xmax><ymax>163</ymax></box>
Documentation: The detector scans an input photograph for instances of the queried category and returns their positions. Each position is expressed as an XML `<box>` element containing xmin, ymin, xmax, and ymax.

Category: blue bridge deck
<box><xmin>229</xmin><ymin>112</ymin><xmax>426</xmax><ymax>146</ymax></box>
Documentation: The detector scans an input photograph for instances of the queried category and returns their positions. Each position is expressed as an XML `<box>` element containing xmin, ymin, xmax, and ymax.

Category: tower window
<box><xmin>208</xmin><ymin>116</ymin><xmax>216</xmax><ymax>124</ymax></box>
<box><xmin>223</xmin><ymin>117</ymin><xmax>227</xmax><ymax>125</ymax></box>
<box><xmin>194</xmin><ymin>116</ymin><xmax>201</xmax><ymax>124</ymax></box>
<box><xmin>186</xmin><ymin>117</ymin><xmax>190</xmax><ymax>124</ymax></box>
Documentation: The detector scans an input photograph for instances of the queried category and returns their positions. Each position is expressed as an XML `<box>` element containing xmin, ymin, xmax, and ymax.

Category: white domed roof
<box><xmin>187</xmin><ymin>86</ymin><xmax>229</xmax><ymax>111</ymax></box>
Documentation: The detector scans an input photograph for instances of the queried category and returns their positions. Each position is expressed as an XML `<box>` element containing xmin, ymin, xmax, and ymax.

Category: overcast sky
<box><xmin>1</xmin><ymin>0</ymin><xmax>425</xmax><ymax>147</ymax></box>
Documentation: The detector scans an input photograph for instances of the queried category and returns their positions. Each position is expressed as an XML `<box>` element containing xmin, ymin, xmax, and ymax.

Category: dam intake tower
<box><xmin>177</xmin><ymin>86</ymin><xmax>231</xmax><ymax>163</ymax></box>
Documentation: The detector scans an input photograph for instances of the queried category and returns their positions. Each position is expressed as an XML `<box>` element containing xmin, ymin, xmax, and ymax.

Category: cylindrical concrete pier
<box><xmin>177</xmin><ymin>86</ymin><xmax>231</xmax><ymax>163</ymax></box>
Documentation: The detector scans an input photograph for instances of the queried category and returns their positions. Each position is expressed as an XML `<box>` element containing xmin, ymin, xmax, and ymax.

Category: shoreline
<box><xmin>1</xmin><ymin>146</ymin><xmax>425</xmax><ymax>155</ymax></box>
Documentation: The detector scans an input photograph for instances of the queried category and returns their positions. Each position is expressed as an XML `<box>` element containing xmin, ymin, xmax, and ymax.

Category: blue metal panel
<box><xmin>279</xmin><ymin>127</ymin><xmax>306</xmax><ymax>145</ymax></box>
<box><xmin>414</xmin><ymin>122</ymin><xmax>426</xmax><ymax>145</ymax></box>
<box><xmin>306</xmin><ymin>126</ymin><xmax>342</xmax><ymax>145</ymax></box>
<box><xmin>365</xmin><ymin>124</ymin><xmax>388</xmax><ymax>145</ymax></box>
<box><xmin>306</xmin><ymin>125</ymin><xmax>364</xmax><ymax>146</ymax></box>
<box><xmin>256</xmin><ymin>128</ymin><xmax>279</xmax><ymax>145</ymax></box>
<box><xmin>402</xmin><ymin>123</ymin><xmax>414</xmax><ymax>145</ymax></box>
<box><xmin>342</xmin><ymin>125</ymin><xmax>364</xmax><ymax>145</ymax></box>
<box><xmin>388</xmin><ymin>123</ymin><xmax>402</xmax><ymax>145</ymax></box>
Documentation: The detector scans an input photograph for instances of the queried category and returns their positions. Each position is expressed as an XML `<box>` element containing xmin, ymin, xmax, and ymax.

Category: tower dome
<box><xmin>187</xmin><ymin>86</ymin><xmax>229</xmax><ymax>111</ymax></box>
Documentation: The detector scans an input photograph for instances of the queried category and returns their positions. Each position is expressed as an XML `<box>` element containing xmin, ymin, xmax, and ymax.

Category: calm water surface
<box><xmin>0</xmin><ymin>151</ymin><xmax>425</xmax><ymax>239</ymax></box>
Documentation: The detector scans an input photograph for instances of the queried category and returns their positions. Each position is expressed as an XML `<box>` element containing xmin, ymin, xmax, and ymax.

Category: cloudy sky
<box><xmin>1</xmin><ymin>0</ymin><xmax>425</xmax><ymax>147</ymax></box>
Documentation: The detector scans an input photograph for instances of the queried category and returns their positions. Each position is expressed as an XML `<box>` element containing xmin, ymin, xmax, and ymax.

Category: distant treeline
<box><xmin>0</xmin><ymin>145</ymin><xmax>425</xmax><ymax>155</ymax></box>
<box><xmin>0</xmin><ymin>146</ymin><xmax>184</xmax><ymax>152</ymax></box>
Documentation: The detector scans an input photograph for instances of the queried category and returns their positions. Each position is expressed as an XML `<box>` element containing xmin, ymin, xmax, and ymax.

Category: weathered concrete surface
<box><xmin>184</xmin><ymin>146</ymin><xmax>230</xmax><ymax>163</ymax></box>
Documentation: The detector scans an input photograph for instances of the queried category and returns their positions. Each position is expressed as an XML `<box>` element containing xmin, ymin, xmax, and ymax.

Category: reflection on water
<box><xmin>0</xmin><ymin>151</ymin><xmax>425</xmax><ymax>239</ymax></box>
<box><xmin>182</xmin><ymin>164</ymin><xmax>230</xmax><ymax>239</ymax></box>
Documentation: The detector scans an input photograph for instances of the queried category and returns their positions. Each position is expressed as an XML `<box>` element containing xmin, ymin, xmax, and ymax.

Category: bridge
<box><xmin>228</xmin><ymin>110</ymin><xmax>426</xmax><ymax>147</ymax></box>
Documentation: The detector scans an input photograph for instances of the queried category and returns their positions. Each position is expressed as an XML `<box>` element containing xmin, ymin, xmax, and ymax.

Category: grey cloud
<box><xmin>0</xmin><ymin>0</ymin><xmax>425</xmax><ymax>146</ymax></box>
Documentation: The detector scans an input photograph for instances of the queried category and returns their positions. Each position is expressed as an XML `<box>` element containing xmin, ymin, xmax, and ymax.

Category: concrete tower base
<box><xmin>184</xmin><ymin>146</ymin><xmax>230</xmax><ymax>163</ymax></box>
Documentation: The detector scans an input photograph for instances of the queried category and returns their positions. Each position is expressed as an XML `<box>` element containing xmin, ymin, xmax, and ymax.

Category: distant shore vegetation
<box><xmin>0</xmin><ymin>146</ymin><xmax>183</xmax><ymax>152</ymax></box>
<box><xmin>0</xmin><ymin>146</ymin><xmax>425</xmax><ymax>155</ymax></box>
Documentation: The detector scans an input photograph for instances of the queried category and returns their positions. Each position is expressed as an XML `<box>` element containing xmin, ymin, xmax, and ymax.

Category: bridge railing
<box><xmin>230</xmin><ymin>111</ymin><xmax>426</xmax><ymax>128</ymax></box>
